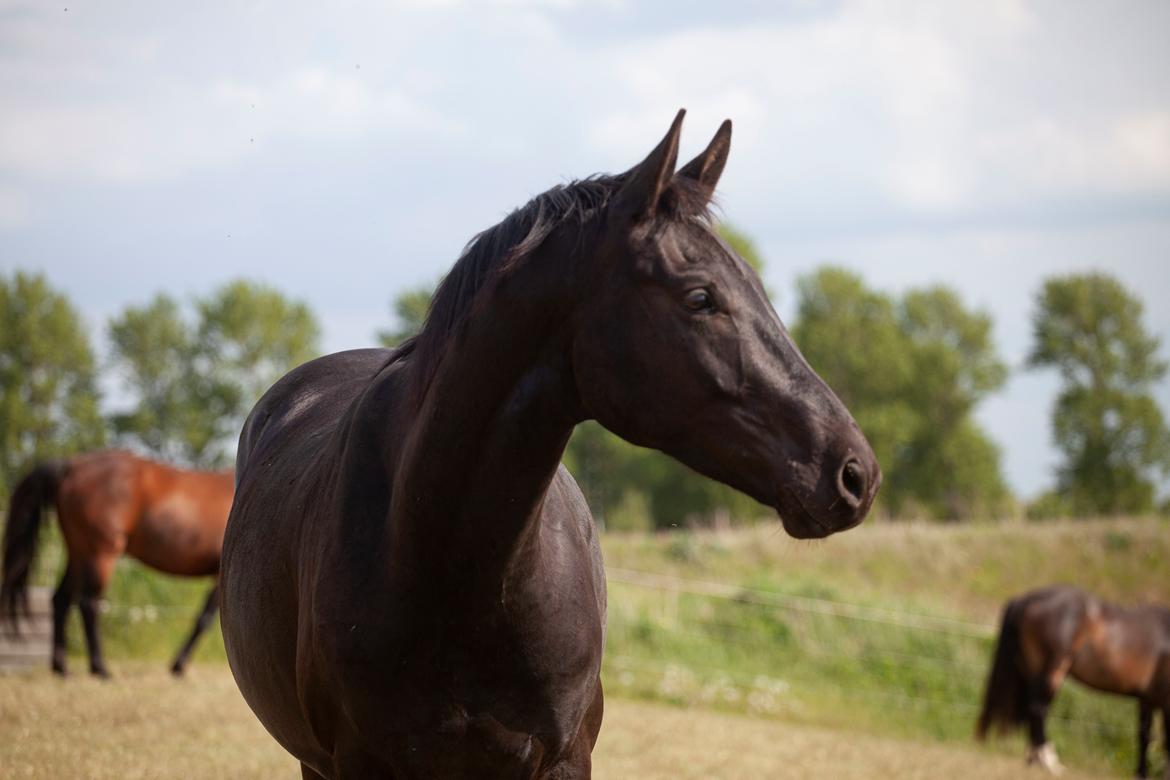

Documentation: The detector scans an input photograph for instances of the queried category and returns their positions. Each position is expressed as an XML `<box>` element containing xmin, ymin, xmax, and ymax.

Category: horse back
<box><xmin>1011</xmin><ymin>586</ymin><xmax>1170</xmax><ymax>699</ymax></box>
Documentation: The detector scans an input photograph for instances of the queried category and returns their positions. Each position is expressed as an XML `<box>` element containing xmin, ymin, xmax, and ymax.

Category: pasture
<box><xmin>7</xmin><ymin>516</ymin><xmax>1167</xmax><ymax>778</ymax></box>
<box><xmin>0</xmin><ymin>665</ymin><xmax>1111</xmax><ymax>779</ymax></box>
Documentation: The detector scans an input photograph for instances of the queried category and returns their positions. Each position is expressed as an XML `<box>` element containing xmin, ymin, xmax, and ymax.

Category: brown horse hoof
<box><xmin>50</xmin><ymin>663</ymin><xmax>67</xmax><ymax>677</ymax></box>
<box><xmin>90</xmin><ymin>668</ymin><xmax>111</xmax><ymax>680</ymax></box>
<box><xmin>170</xmin><ymin>661</ymin><xmax>186</xmax><ymax>677</ymax></box>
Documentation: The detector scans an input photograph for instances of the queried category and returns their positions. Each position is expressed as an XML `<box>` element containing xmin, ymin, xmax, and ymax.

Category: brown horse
<box><xmin>977</xmin><ymin>585</ymin><xmax>1170</xmax><ymax>778</ymax></box>
<box><xmin>221</xmin><ymin>110</ymin><xmax>881</xmax><ymax>779</ymax></box>
<box><xmin>1</xmin><ymin>450</ymin><xmax>234</xmax><ymax>677</ymax></box>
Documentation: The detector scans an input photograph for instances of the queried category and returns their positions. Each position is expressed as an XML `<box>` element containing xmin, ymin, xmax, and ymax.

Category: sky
<box><xmin>1</xmin><ymin>0</ymin><xmax>1168</xmax><ymax>498</ymax></box>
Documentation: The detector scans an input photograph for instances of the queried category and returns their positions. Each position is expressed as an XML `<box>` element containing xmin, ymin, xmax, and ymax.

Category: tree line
<box><xmin>0</xmin><ymin>276</ymin><xmax>319</xmax><ymax>493</ymax></box>
<box><xmin>3</xmin><ymin>233</ymin><xmax>1167</xmax><ymax>526</ymax></box>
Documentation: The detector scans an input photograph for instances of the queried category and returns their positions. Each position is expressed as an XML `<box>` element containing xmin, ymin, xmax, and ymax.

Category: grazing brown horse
<box><xmin>221</xmin><ymin>110</ymin><xmax>881</xmax><ymax>779</ymax></box>
<box><xmin>977</xmin><ymin>585</ymin><xmax>1170</xmax><ymax>778</ymax></box>
<box><xmin>1</xmin><ymin>450</ymin><xmax>233</xmax><ymax>677</ymax></box>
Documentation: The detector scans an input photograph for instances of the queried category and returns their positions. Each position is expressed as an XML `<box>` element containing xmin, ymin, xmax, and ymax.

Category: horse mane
<box><xmin>403</xmin><ymin>173</ymin><xmax>714</xmax><ymax>402</ymax></box>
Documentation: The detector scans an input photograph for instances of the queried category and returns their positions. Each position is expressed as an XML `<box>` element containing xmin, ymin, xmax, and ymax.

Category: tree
<box><xmin>791</xmin><ymin>268</ymin><xmax>917</xmax><ymax>481</ymax></box>
<box><xmin>196</xmin><ymin>280</ymin><xmax>320</xmax><ymax>410</ymax></box>
<box><xmin>792</xmin><ymin>268</ymin><xmax>1010</xmax><ymax>520</ymax></box>
<box><xmin>109</xmin><ymin>280</ymin><xmax>320</xmax><ymax>467</ymax></box>
<box><xmin>378</xmin><ymin>284</ymin><xmax>435</xmax><ymax>348</ymax></box>
<box><xmin>719</xmin><ymin>224</ymin><xmax>764</xmax><ymax>275</ymax></box>
<box><xmin>0</xmin><ymin>271</ymin><xmax>105</xmax><ymax>497</ymax></box>
<box><xmin>1028</xmin><ymin>273</ymin><xmax>1170</xmax><ymax>516</ymax></box>
<box><xmin>894</xmin><ymin>287</ymin><xmax>1009</xmax><ymax>517</ymax></box>
<box><xmin>107</xmin><ymin>294</ymin><xmax>231</xmax><ymax>464</ymax></box>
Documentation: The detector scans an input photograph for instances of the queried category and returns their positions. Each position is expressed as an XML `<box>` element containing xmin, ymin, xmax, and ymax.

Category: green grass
<box><xmin>599</xmin><ymin>517</ymin><xmax>1169</xmax><ymax>776</ymax></box>
<box><xmin>24</xmin><ymin>515</ymin><xmax>1170</xmax><ymax>777</ymax></box>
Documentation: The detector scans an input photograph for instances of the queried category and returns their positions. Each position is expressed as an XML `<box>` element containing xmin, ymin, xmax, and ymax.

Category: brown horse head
<box><xmin>572</xmin><ymin>110</ymin><xmax>881</xmax><ymax>538</ymax></box>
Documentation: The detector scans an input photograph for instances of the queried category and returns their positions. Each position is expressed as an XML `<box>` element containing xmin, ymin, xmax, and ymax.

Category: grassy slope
<box><xmin>601</xmin><ymin>517</ymin><xmax>1169</xmax><ymax>623</ymax></box>
<box><xmin>25</xmin><ymin>516</ymin><xmax>1170</xmax><ymax>776</ymax></box>
<box><xmin>599</xmin><ymin>517</ymin><xmax>1169</xmax><ymax>777</ymax></box>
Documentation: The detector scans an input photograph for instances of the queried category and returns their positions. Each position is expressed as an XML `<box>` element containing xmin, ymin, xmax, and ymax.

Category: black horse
<box><xmin>978</xmin><ymin>585</ymin><xmax>1170</xmax><ymax>777</ymax></box>
<box><xmin>220</xmin><ymin>110</ymin><xmax>881</xmax><ymax>779</ymax></box>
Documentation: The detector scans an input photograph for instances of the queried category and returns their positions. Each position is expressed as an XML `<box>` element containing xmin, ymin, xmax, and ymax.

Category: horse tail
<box><xmin>976</xmin><ymin>597</ymin><xmax>1029</xmax><ymax>740</ymax></box>
<box><xmin>1</xmin><ymin>460</ymin><xmax>66</xmax><ymax>628</ymax></box>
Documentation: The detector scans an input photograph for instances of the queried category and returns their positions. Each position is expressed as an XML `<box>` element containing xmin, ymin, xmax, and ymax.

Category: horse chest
<box><xmin>313</xmin><ymin>599</ymin><xmax>600</xmax><ymax>775</ymax></box>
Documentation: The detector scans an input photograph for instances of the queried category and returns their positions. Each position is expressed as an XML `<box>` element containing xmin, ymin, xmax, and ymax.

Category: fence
<box><xmin>0</xmin><ymin>587</ymin><xmax>51</xmax><ymax>672</ymax></box>
<box><xmin>12</xmin><ymin>558</ymin><xmax>1138</xmax><ymax>753</ymax></box>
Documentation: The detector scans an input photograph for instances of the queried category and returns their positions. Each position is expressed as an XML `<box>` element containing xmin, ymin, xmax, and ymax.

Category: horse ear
<box><xmin>613</xmin><ymin>109</ymin><xmax>685</xmax><ymax>223</ymax></box>
<box><xmin>677</xmin><ymin>119</ymin><xmax>731</xmax><ymax>203</ymax></box>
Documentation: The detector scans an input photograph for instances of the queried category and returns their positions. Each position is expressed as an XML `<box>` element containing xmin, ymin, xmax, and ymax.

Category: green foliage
<box><xmin>109</xmin><ymin>280</ymin><xmax>320</xmax><ymax>467</ymax></box>
<box><xmin>108</xmin><ymin>294</ymin><xmax>228</xmax><ymax>464</ymax></box>
<box><xmin>563</xmin><ymin>422</ymin><xmax>764</xmax><ymax>531</ymax></box>
<box><xmin>378</xmin><ymin>283</ymin><xmax>435</xmax><ymax>347</ymax></box>
<box><xmin>0</xmin><ymin>271</ymin><xmax>105</xmax><ymax>497</ymax></box>
<box><xmin>562</xmin><ymin>421</ymin><xmax>646</xmax><ymax>527</ymax></box>
<box><xmin>1025</xmin><ymin>490</ymin><xmax>1072</xmax><ymax>521</ymax></box>
<box><xmin>1028</xmin><ymin>273</ymin><xmax>1170</xmax><ymax>515</ymax></box>
<box><xmin>717</xmin><ymin>224</ymin><xmax>763</xmax><ymax>275</ymax></box>
<box><xmin>792</xmin><ymin>268</ymin><xmax>1010</xmax><ymax>520</ymax></box>
<box><xmin>196</xmin><ymin>280</ymin><xmax>320</xmax><ymax>408</ymax></box>
<box><xmin>791</xmin><ymin>268</ymin><xmax>916</xmax><ymax>476</ymax></box>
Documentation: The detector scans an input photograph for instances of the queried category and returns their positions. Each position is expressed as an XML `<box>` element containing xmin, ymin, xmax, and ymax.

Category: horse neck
<box><xmin>386</xmin><ymin>235</ymin><xmax>586</xmax><ymax>588</ymax></box>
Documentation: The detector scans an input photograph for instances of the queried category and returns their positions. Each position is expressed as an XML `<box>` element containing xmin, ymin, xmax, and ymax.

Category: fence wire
<box><xmin>23</xmin><ymin>564</ymin><xmax>1134</xmax><ymax>743</ymax></box>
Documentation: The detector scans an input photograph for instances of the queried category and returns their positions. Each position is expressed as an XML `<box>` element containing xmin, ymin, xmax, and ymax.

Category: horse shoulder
<box><xmin>237</xmin><ymin>348</ymin><xmax>396</xmax><ymax>469</ymax></box>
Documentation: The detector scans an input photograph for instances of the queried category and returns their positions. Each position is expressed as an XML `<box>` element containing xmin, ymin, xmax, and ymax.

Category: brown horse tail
<box><xmin>1</xmin><ymin>460</ymin><xmax>66</xmax><ymax>628</ymax></box>
<box><xmin>976</xmin><ymin>597</ymin><xmax>1028</xmax><ymax>740</ymax></box>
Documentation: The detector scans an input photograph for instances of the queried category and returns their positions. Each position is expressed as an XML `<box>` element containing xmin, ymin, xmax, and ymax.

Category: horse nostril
<box><xmin>838</xmin><ymin>459</ymin><xmax>866</xmax><ymax>506</ymax></box>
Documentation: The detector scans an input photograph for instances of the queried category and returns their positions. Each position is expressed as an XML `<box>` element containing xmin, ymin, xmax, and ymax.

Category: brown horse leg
<box><xmin>170</xmin><ymin>584</ymin><xmax>219</xmax><ymax>676</ymax></box>
<box><xmin>49</xmin><ymin>565</ymin><xmax>76</xmax><ymax>676</ymax></box>
<box><xmin>1137</xmin><ymin>700</ymin><xmax>1153</xmax><ymax>778</ymax></box>
<box><xmin>1025</xmin><ymin>678</ymin><xmax>1064</xmax><ymax>774</ymax></box>
<box><xmin>1162</xmin><ymin>705</ymin><xmax>1169</xmax><ymax>780</ymax></box>
<box><xmin>300</xmin><ymin>763</ymin><xmax>326</xmax><ymax>779</ymax></box>
<box><xmin>77</xmin><ymin>557</ymin><xmax>114</xmax><ymax>678</ymax></box>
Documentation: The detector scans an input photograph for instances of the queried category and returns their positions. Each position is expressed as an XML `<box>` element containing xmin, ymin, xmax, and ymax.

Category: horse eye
<box><xmin>684</xmin><ymin>288</ymin><xmax>714</xmax><ymax>312</ymax></box>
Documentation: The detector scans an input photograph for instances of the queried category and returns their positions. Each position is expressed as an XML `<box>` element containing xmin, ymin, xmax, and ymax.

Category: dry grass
<box><xmin>0</xmin><ymin>664</ymin><xmax>1114</xmax><ymax>779</ymax></box>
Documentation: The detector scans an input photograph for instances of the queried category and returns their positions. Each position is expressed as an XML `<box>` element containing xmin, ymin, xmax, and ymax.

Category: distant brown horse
<box><xmin>977</xmin><ymin>585</ymin><xmax>1170</xmax><ymax>778</ymax></box>
<box><xmin>1</xmin><ymin>450</ymin><xmax>234</xmax><ymax>677</ymax></box>
<box><xmin>221</xmin><ymin>111</ymin><xmax>880</xmax><ymax>779</ymax></box>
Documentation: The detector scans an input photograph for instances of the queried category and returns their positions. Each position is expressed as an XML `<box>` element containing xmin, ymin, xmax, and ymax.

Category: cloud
<box><xmin>0</xmin><ymin>3</ymin><xmax>464</xmax><ymax>186</ymax></box>
<box><xmin>583</xmin><ymin>0</ymin><xmax>1170</xmax><ymax>219</ymax></box>
<box><xmin>0</xmin><ymin>184</ymin><xmax>30</xmax><ymax>229</ymax></box>
<box><xmin>0</xmin><ymin>69</ymin><xmax>458</xmax><ymax>185</ymax></box>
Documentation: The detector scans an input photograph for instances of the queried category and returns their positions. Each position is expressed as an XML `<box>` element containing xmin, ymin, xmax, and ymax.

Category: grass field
<box><xmin>17</xmin><ymin>515</ymin><xmax>1169</xmax><ymax>777</ymax></box>
<box><xmin>0</xmin><ymin>664</ymin><xmax>1115</xmax><ymax>779</ymax></box>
